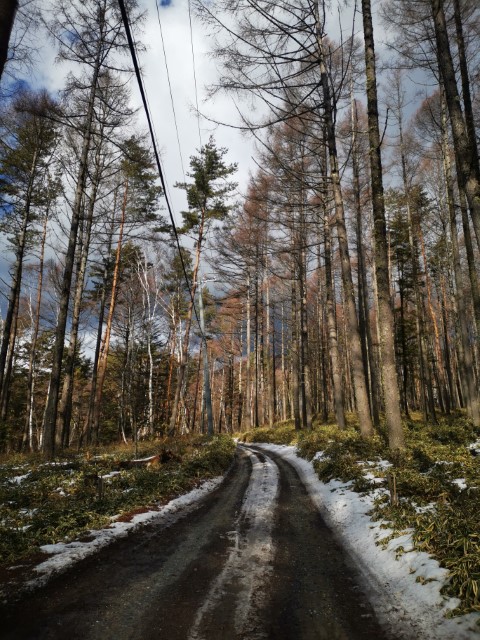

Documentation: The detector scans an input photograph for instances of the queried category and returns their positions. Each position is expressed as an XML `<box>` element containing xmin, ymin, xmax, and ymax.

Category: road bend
<box><xmin>0</xmin><ymin>445</ymin><xmax>391</xmax><ymax>640</ymax></box>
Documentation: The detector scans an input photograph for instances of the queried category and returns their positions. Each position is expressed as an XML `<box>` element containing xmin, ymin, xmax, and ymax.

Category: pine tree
<box><xmin>168</xmin><ymin>136</ymin><xmax>237</xmax><ymax>434</ymax></box>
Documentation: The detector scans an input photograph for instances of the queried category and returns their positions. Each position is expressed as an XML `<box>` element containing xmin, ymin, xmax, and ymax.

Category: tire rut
<box><xmin>249</xmin><ymin>445</ymin><xmax>393</xmax><ymax>640</ymax></box>
<box><xmin>0</xmin><ymin>449</ymin><xmax>252</xmax><ymax>640</ymax></box>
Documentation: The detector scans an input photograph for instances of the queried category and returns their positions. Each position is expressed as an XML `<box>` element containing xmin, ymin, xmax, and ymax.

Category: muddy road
<box><xmin>1</xmin><ymin>446</ymin><xmax>392</xmax><ymax>640</ymax></box>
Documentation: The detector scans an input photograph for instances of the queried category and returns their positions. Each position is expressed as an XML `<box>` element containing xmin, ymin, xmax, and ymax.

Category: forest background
<box><xmin>1</xmin><ymin>0</ymin><xmax>479</xmax><ymax>454</ymax></box>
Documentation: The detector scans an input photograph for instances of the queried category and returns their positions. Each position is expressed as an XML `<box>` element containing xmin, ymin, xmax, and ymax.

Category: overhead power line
<box><xmin>117</xmin><ymin>0</ymin><xmax>202</xmax><ymax>329</ymax></box>
<box><xmin>154</xmin><ymin>0</ymin><xmax>187</xmax><ymax>182</ymax></box>
<box><xmin>187</xmin><ymin>0</ymin><xmax>202</xmax><ymax>147</ymax></box>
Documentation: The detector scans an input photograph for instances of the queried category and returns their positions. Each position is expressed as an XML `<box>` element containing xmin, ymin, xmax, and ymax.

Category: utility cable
<box><xmin>117</xmin><ymin>0</ymin><xmax>203</xmax><ymax>331</ymax></box>
<box><xmin>187</xmin><ymin>0</ymin><xmax>202</xmax><ymax>147</ymax></box>
<box><xmin>155</xmin><ymin>0</ymin><xmax>187</xmax><ymax>182</ymax></box>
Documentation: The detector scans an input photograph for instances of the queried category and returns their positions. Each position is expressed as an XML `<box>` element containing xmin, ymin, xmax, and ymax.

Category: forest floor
<box><xmin>0</xmin><ymin>417</ymin><xmax>479</xmax><ymax>638</ymax></box>
<box><xmin>0</xmin><ymin>434</ymin><xmax>235</xmax><ymax>603</ymax></box>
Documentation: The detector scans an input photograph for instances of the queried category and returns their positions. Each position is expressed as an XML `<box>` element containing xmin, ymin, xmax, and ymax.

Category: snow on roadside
<box><xmin>253</xmin><ymin>443</ymin><xmax>480</xmax><ymax>640</ymax></box>
<box><xmin>22</xmin><ymin>477</ymin><xmax>224</xmax><ymax>591</ymax></box>
<box><xmin>8</xmin><ymin>473</ymin><xmax>31</xmax><ymax>485</ymax></box>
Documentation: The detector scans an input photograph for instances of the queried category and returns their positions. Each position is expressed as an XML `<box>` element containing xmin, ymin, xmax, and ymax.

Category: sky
<box><xmin>19</xmin><ymin>0</ymin><xmax>377</xmax><ymax>224</ymax></box>
<box><xmin>3</xmin><ymin>0</ymin><xmax>411</xmax><ymax>240</ymax></box>
<box><xmin>39</xmin><ymin>0</ymin><xmax>259</xmax><ymax>224</ymax></box>
<box><xmin>1</xmin><ymin>0</ymin><xmax>422</xmax><ymax>325</ymax></box>
<box><xmin>134</xmin><ymin>0</ymin><xmax>256</xmax><ymax>220</ymax></box>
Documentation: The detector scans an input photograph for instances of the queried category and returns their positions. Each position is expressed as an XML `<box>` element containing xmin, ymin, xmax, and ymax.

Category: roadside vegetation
<box><xmin>239</xmin><ymin>413</ymin><xmax>480</xmax><ymax>617</ymax></box>
<box><xmin>0</xmin><ymin>435</ymin><xmax>235</xmax><ymax>567</ymax></box>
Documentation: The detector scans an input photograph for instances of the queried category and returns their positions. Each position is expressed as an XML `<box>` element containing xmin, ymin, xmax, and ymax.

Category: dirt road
<box><xmin>0</xmin><ymin>446</ymin><xmax>391</xmax><ymax>639</ymax></box>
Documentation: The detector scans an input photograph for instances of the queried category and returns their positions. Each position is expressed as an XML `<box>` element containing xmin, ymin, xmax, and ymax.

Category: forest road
<box><xmin>0</xmin><ymin>445</ymin><xmax>392</xmax><ymax>640</ymax></box>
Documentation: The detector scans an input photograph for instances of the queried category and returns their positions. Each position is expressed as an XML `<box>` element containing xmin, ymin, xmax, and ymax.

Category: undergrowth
<box><xmin>0</xmin><ymin>435</ymin><xmax>235</xmax><ymax>566</ymax></box>
<box><xmin>238</xmin><ymin>412</ymin><xmax>480</xmax><ymax>617</ymax></box>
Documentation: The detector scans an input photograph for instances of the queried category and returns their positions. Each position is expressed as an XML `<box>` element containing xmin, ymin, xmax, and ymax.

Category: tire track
<box><xmin>188</xmin><ymin>447</ymin><xmax>279</xmax><ymax>640</ymax></box>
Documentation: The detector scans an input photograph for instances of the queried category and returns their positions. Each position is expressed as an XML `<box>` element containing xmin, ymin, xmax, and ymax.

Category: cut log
<box><xmin>119</xmin><ymin>455</ymin><xmax>160</xmax><ymax>469</ymax></box>
<box><xmin>118</xmin><ymin>449</ymin><xmax>182</xmax><ymax>470</ymax></box>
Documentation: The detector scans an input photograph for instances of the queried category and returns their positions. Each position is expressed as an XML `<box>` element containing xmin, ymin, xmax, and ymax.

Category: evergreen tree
<box><xmin>168</xmin><ymin>136</ymin><xmax>237</xmax><ymax>433</ymax></box>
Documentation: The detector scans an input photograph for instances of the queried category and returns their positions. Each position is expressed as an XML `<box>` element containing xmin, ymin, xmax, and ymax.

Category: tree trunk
<box><xmin>59</xmin><ymin>139</ymin><xmax>102</xmax><ymax>447</ymax></box>
<box><xmin>457</xmin><ymin>181</ymin><xmax>480</xmax><ymax>343</ymax></box>
<box><xmin>317</xmin><ymin>25</ymin><xmax>374</xmax><ymax>437</ymax></box>
<box><xmin>244</xmin><ymin>272</ymin><xmax>252</xmax><ymax>428</ymax></box>
<box><xmin>90</xmin><ymin>179</ymin><xmax>128</xmax><ymax>443</ymax></box>
<box><xmin>420</xmin><ymin>232</ymin><xmax>447</xmax><ymax>416</ymax></box>
<box><xmin>0</xmin><ymin>0</ymin><xmax>18</xmax><ymax>80</ymax></box>
<box><xmin>440</xmin><ymin>275</ymin><xmax>456</xmax><ymax>409</ymax></box>
<box><xmin>396</xmin><ymin>88</ymin><xmax>436</xmax><ymax>422</ymax></box>
<box><xmin>199</xmin><ymin>284</ymin><xmax>213</xmax><ymax>436</ymax></box>
<box><xmin>43</xmin><ymin>35</ymin><xmax>103</xmax><ymax>457</ymax></box>
<box><xmin>441</xmin><ymin>95</ymin><xmax>480</xmax><ymax>425</ymax></box>
<box><xmin>24</xmin><ymin>205</ymin><xmax>49</xmax><ymax>451</ymax></box>
<box><xmin>280</xmin><ymin>301</ymin><xmax>288</xmax><ymax>421</ymax></box>
<box><xmin>291</xmin><ymin>275</ymin><xmax>301</xmax><ymax>431</ymax></box>
<box><xmin>431</xmin><ymin>0</ymin><xmax>480</xmax><ymax>248</ymax></box>
<box><xmin>265</xmin><ymin>269</ymin><xmax>275</xmax><ymax>427</ymax></box>
<box><xmin>86</xmin><ymin>208</ymin><xmax>116</xmax><ymax>443</ymax></box>
<box><xmin>298</xmin><ymin>215</ymin><xmax>312</xmax><ymax>430</ymax></box>
<box><xmin>0</xmin><ymin>148</ymin><xmax>39</xmax><ymax>405</ymax></box>
<box><xmin>0</xmin><ymin>293</ymin><xmax>19</xmax><ymax>422</ymax></box>
<box><xmin>452</xmin><ymin>0</ymin><xmax>478</xmax><ymax>198</ymax></box>
<box><xmin>57</xmin><ymin>217</ymin><xmax>86</xmax><ymax>447</ymax></box>
<box><xmin>168</xmin><ymin>212</ymin><xmax>204</xmax><ymax>434</ymax></box>
<box><xmin>351</xmin><ymin>98</ymin><xmax>380</xmax><ymax>426</ymax></box>
<box><xmin>324</xmin><ymin>211</ymin><xmax>346</xmax><ymax>429</ymax></box>
<box><xmin>361</xmin><ymin>0</ymin><xmax>404</xmax><ymax>449</ymax></box>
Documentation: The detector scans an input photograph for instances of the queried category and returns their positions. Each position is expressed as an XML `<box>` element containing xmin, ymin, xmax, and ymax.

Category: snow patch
<box><xmin>9</xmin><ymin>473</ymin><xmax>30</xmax><ymax>485</ymax></box>
<box><xmin>253</xmin><ymin>443</ymin><xmax>480</xmax><ymax>640</ymax></box>
<box><xmin>27</xmin><ymin>477</ymin><xmax>224</xmax><ymax>588</ymax></box>
<box><xmin>100</xmin><ymin>471</ymin><xmax>121</xmax><ymax>481</ymax></box>
<box><xmin>188</xmin><ymin>447</ymin><xmax>279</xmax><ymax>640</ymax></box>
<box><xmin>468</xmin><ymin>440</ymin><xmax>480</xmax><ymax>456</ymax></box>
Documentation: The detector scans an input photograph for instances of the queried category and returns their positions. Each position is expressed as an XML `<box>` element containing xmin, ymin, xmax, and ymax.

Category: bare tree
<box><xmin>0</xmin><ymin>0</ymin><xmax>18</xmax><ymax>80</ymax></box>
<box><xmin>360</xmin><ymin>0</ymin><xmax>404</xmax><ymax>450</ymax></box>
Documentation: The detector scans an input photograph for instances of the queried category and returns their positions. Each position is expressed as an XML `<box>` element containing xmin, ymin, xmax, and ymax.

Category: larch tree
<box><xmin>0</xmin><ymin>90</ymin><xmax>59</xmax><ymax>428</ymax></box>
<box><xmin>41</xmin><ymin>0</ymin><xmax>141</xmax><ymax>456</ymax></box>
<box><xmin>360</xmin><ymin>0</ymin><xmax>405</xmax><ymax>450</ymax></box>
<box><xmin>87</xmin><ymin>134</ymin><xmax>162</xmax><ymax>444</ymax></box>
<box><xmin>430</xmin><ymin>0</ymin><xmax>480</xmax><ymax>247</ymax></box>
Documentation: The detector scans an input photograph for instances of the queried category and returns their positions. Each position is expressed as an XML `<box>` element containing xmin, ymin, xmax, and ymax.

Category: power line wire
<box><xmin>117</xmin><ymin>0</ymin><xmax>202</xmax><ymax>329</ymax></box>
<box><xmin>154</xmin><ymin>0</ymin><xmax>187</xmax><ymax>182</ymax></box>
<box><xmin>187</xmin><ymin>0</ymin><xmax>202</xmax><ymax>147</ymax></box>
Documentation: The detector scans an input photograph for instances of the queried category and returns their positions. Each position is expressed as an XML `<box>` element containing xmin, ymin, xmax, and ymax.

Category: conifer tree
<box><xmin>168</xmin><ymin>136</ymin><xmax>236</xmax><ymax>434</ymax></box>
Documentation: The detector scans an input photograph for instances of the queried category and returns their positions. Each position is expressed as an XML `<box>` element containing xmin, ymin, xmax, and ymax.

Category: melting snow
<box><xmin>254</xmin><ymin>443</ymin><xmax>480</xmax><ymax>640</ymax></box>
<box><xmin>9</xmin><ymin>473</ymin><xmax>30</xmax><ymax>485</ymax></box>
<box><xmin>27</xmin><ymin>477</ymin><xmax>224</xmax><ymax>588</ymax></box>
<box><xmin>188</xmin><ymin>447</ymin><xmax>279</xmax><ymax>640</ymax></box>
<box><xmin>100</xmin><ymin>471</ymin><xmax>121</xmax><ymax>480</ymax></box>
<box><xmin>469</xmin><ymin>440</ymin><xmax>480</xmax><ymax>456</ymax></box>
<box><xmin>363</xmin><ymin>471</ymin><xmax>386</xmax><ymax>484</ymax></box>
